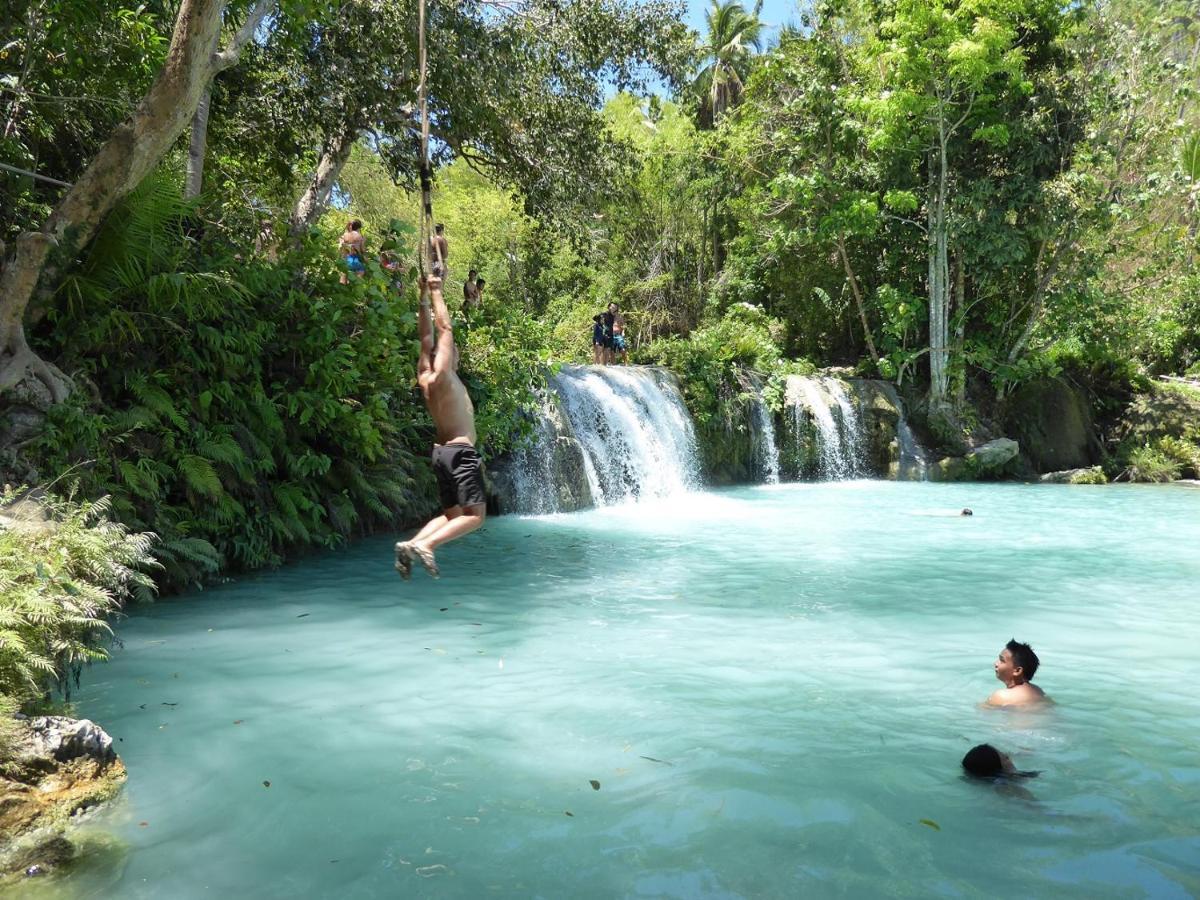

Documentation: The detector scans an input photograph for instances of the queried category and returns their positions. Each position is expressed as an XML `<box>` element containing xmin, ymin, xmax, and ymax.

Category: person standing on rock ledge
<box><xmin>394</xmin><ymin>272</ymin><xmax>486</xmax><ymax>579</ymax></box>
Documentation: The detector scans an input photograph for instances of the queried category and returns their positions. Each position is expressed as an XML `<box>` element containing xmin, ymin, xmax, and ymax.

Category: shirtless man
<box><xmin>462</xmin><ymin>269</ymin><xmax>480</xmax><ymax>313</ymax></box>
<box><xmin>429</xmin><ymin>223</ymin><xmax>449</xmax><ymax>277</ymax></box>
<box><xmin>394</xmin><ymin>274</ymin><xmax>486</xmax><ymax>579</ymax></box>
<box><xmin>986</xmin><ymin>639</ymin><xmax>1048</xmax><ymax>707</ymax></box>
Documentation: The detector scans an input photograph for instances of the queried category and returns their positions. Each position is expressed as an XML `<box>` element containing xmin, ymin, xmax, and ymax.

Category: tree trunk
<box><xmin>183</xmin><ymin>1</ymin><xmax>273</xmax><ymax>201</ymax></box>
<box><xmin>184</xmin><ymin>87</ymin><xmax>213</xmax><ymax>199</ymax></box>
<box><xmin>289</xmin><ymin>128</ymin><xmax>357</xmax><ymax>236</ymax></box>
<box><xmin>0</xmin><ymin>0</ymin><xmax>229</xmax><ymax>414</ymax></box>
<box><xmin>952</xmin><ymin>251</ymin><xmax>965</xmax><ymax>404</ymax></box>
<box><xmin>836</xmin><ymin>233</ymin><xmax>879</xmax><ymax>366</ymax></box>
<box><xmin>927</xmin><ymin>137</ymin><xmax>951</xmax><ymax>411</ymax></box>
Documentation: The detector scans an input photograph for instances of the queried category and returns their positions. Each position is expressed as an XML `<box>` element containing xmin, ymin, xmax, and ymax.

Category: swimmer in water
<box><xmin>986</xmin><ymin>639</ymin><xmax>1049</xmax><ymax>707</ymax></box>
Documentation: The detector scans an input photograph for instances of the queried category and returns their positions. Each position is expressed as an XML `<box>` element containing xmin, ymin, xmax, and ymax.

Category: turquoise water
<box><xmin>49</xmin><ymin>483</ymin><xmax>1200</xmax><ymax>898</ymax></box>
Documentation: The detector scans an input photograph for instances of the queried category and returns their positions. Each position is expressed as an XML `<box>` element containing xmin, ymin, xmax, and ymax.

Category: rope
<box><xmin>0</xmin><ymin>161</ymin><xmax>72</xmax><ymax>189</ymax></box>
<box><xmin>415</xmin><ymin>0</ymin><xmax>444</xmax><ymax>279</ymax></box>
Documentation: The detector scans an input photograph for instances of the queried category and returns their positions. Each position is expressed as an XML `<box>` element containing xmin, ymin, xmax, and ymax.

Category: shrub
<box><xmin>1124</xmin><ymin>445</ymin><xmax>1181</xmax><ymax>483</ymax></box>
<box><xmin>0</xmin><ymin>489</ymin><xmax>157</xmax><ymax>706</ymax></box>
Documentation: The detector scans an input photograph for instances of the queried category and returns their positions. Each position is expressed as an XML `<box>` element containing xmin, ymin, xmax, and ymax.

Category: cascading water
<box><xmin>491</xmin><ymin>366</ymin><xmax>701</xmax><ymax>513</ymax></box>
<box><xmin>876</xmin><ymin>382</ymin><xmax>930</xmax><ymax>480</ymax></box>
<box><xmin>748</xmin><ymin>376</ymin><xmax>780</xmax><ymax>484</ymax></box>
<box><xmin>785</xmin><ymin>375</ymin><xmax>865</xmax><ymax>479</ymax></box>
<box><xmin>554</xmin><ymin>365</ymin><xmax>701</xmax><ymax>505</ymax></box>
<box><xmin>492</xmin><ymin>405</ymin><xmax>586</xmax><ymax>516</ymax></box>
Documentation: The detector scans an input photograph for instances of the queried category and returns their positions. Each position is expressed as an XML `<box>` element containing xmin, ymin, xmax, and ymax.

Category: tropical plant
<box><xmin>693</xmin><ymin>0</ymin><xmax>764</xmax><ymax>125</ymax></box>
<box><xmin>0</xmin><ymin>487</ymin><xmax>157</xmax><ymax>706</ymax></box>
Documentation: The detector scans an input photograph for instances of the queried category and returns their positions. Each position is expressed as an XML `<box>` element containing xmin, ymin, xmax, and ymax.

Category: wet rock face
<box><xmin>1004</xmin><ymin>377</ymin><xmax>1095</xmax><ymax>472</ymax></box>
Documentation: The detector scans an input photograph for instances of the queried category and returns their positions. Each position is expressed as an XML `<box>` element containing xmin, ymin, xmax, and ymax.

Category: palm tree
<box><xmin>693</xmin><ymin>0</ymin><xmax>764</xmax><ymax>126</ymax></box>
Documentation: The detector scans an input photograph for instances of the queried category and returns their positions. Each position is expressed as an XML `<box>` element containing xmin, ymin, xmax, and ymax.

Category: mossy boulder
<box><xmin>931</xmin><ymin>438</ymin><xmax>1020</xmax><ymax>481</ymax></box>
<box><xmin>1004</xmin><ymin>377</ymin><xmax>1095</xmax><ymax>472</ymax></box>
<box><xmin>1038</xmin><ymin>466</ymin><xmax>1107</xmax><ymax>484</ymax></box>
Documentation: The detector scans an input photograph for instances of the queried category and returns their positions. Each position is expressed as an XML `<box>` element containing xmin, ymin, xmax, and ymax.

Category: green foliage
<box><xmin>0</xmin><ymin>694</ymin><xmax>19</xmax><ymax>767</ymax></box>
<box><xmin>1124</xmin><ymin>445</ymin><xmax>1182</xmax><ymax>483</ymax></box>
<box><xmin>1067</xmin><ymin>466</ymin><xmax>1108</xmax><ymax>485</ymax></box>
<box><xmin>643</xmin><ymin>303</ymin><xmax>795</xmax><ymax>469</ymax></box>
<box><xmin>25</xmin><ymin>174</ymin><xmax>446</xmax><ymax>589</ymax></box>
<box><xmin>0</xmin><ymin>488</ymin><xmax>157</xmax><ymax>707</ymax></box>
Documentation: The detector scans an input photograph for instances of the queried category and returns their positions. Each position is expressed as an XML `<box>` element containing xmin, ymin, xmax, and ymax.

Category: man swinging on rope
<box><xmin>395</xmin><ymin>273</ymin><xmax>486</xmax><ymax>579</ymax></box>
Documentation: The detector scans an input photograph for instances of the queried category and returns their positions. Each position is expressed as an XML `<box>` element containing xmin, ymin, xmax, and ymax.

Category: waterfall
<box><xmin>490</xmin><ymin>365</ymin><xmax>701</xmax><ymax>513</ymax></box>
<box><xmin>554</xmin><ymin>366</ymin><xmax>701</xmax><ymax>505</ymax></box>
<box><xmin>876</xmin><ymin>382</ymin><xmax>930</xmax><ymax>481</ymax></box>
<box><xmin>785</xmin><ymin>375</ymin><xmax>866</xmax><ymax>479</ymax></box>
<box><xmin>748</xmin><ymin>376</ymin><xmax>780</xmax><ymax>484</ymax></box>
<box><xmin>492</xmin><ymin>407</ymin><xmax>579</xmax><ymax>516</ymax></box>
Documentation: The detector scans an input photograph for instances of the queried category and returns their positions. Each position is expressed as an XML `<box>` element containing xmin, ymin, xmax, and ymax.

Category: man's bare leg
<box><xmin>395</xmin><ymin>511</ymin><xmax>451</xmax><ymax>578</ymax></box>
<box><xmin>418</xmin><ymin>506</ymin><xmax>485</xmax><ymax>550</ymax></box>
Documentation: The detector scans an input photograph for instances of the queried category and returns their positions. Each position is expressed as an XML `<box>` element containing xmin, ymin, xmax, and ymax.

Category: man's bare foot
<box><xmin>409</xmin><ymin>542</ymin><xmax>440</xmax><ymax>579</ymax></box>
<box><xmin>394</xmin><ymin>542</ymin><xmax>413</xmax><ymax>580</ymax></box>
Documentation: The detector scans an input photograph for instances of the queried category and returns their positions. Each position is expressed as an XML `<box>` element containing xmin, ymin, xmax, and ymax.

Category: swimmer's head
<box><xmin>998</xmin><ymin>639</ymin><xmax>1040</xmax><ymax>683</ymax></box>
<box><xmin>962</xmin><ymin>743</ymin><xmax>1013</xmax><ymax>777</ymax></box>
<box><xmin>961</xmin><ymin>508</ymin><xmax>973</xmax><ymax>516</ymax></box>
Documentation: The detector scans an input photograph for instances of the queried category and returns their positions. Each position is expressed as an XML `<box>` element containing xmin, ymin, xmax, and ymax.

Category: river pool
<box><xmin>40</xmin><ymin>482</ymin><xmax>1200</xmax><ymax>898</ymax></box>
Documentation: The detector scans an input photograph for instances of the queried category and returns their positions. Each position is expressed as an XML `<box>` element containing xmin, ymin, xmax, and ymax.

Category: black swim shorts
<box><xmin>431</xmin><ymin>442</ymin><xmax>487</xmax><ymax>510</ymax></box>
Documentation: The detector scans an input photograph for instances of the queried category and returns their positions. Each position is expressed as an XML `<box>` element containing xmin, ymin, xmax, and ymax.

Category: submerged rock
<box><xmin>0</xmin><ymin>715</ymin><xmax>126</xmax><ymax>883</ymax></box>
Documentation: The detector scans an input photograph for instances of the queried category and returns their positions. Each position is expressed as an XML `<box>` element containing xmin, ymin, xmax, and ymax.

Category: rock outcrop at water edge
<box><xmin>931</xmin><ymin>438</ymin><xmax>1020</xmax><ymax>481</ymax></box>
<box><xmin>0</xmin><ymin>714</ymin><xmax>126</xmax><ymax>883</ymax></box>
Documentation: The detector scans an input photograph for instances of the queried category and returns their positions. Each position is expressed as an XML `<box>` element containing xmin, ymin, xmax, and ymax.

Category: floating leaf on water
<box><xmin>640</xmin><ymin>756</ymin><xmax>674</xmax><ymax>766</ymax></box>
<box><xmin>919</xmin><ymin>818</ymin><xmax>940</xmax><ymax>831</ymax></box>
<box><xmin>233</xmin><ymin>720</ymin><xmax>244</xmax><ymax>725</ymax></box>
<box><xmin>296</xmin><ymin>613</ymin><xmax>310</xmax><ymax>618</ymax></box>
<box><xmin>416</xmin><ymin>864</ymin><xmax>448</xmax><ymax>877</ymax></box>
<box><xmin>138</xmin><ymin>822</ymin><xmax>148</xmax><ymax>827</ymax></box>
<box><xmin>439</xmin><ymin>608</ymin><xmax>448</xmax><ymax>612</ymax></box>
<box><xmin>263</xmin><ymin>780</ymin><xmax>271</xmax><ymax>788</ymax></box>
<box><xmin>161</xmin><ymin>702</ymin><xmax>177</xmax><ymax>706</ymax></box>
<box><xmin>589</xmin><ymin>780</ymin><xmax>601</xmax><ymax>791</ymax></box>
<box><xmin>564</xmin><ymin>811</ymin><xmax>574</xmax><ymax>817</ymax></box>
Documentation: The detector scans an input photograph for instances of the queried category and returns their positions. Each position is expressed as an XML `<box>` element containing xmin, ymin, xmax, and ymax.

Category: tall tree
<box><xmin>0</xmin><ymin>0</ymin><xmax>268</xmax><ymax>414</ymax></box>
<box><xmin>693</xmin><ymin>0</ymin><xmax>763</xmax><ymax>126</ymax></box>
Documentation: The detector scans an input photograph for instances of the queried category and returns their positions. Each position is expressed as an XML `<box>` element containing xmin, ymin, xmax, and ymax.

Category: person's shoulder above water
<box><xmin>986</xmin><ymin>638</ymin><xmax>1051</xmax><ymax>707</ymax></box>
<box><xmin>987</xmin><ymin>681</ymin><xmax>1047</xmax><ymax>707</ymax></box>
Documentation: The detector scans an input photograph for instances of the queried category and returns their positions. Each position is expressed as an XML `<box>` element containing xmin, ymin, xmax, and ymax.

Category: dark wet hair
<box><xmin>1006</xmin><ymin>639</ymin><xmax>1039</xmax><ymax>680</ymax></box>
<box><xmin>349</xmin><ymin>219</ymin><xmax>362</xmax><ymax>231</ymax></box>
<box><xmin>962</xmin><ymin>744</ymin><xmax>1004</xmax><ymax>777</ymax></box>
<box><xmin>961</xmin><ymin>508</ymin><xmax>973</xmax><ymax>516</ymax></box>
<box><xmin>593</xmin><ymin>314</ymin><xmax>602</xmax><ymax>323</ymax></box>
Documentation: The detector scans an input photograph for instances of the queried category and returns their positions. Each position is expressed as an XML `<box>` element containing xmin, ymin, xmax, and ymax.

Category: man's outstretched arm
<box><xmin>417</xmin><ymin>277</ymin><xmax>435</xmax><ymax>377</ymax></box>
<box><xmin>428</xmin><ymin>276</ymin><xmax>457</xmax><ymax>375</ymax></box>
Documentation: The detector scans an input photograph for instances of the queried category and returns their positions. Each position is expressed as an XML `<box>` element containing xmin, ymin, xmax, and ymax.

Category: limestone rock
<box><xmin>1038</xmin><ymin>466</ymin><xmax>1107</xmax><ymax>484</ymax></box>
<box><xmin>0</xmin><ymin>715</ymin><xmax>126</xmax><ymax>883</ymax></box>
<box><xmin>25</xmin><ymin>716</ymin><xmax>116</xmax><ymax>764</ymax></box>
<box><xmin>933</xmin><ymin>438</ymin><xmax>1019</xmax><ymax>481</ymax></box>
<box><xmin>1004</xmin><ymin>377</ymin><xmax>1095</xmax><ymax>472</ymax></box>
